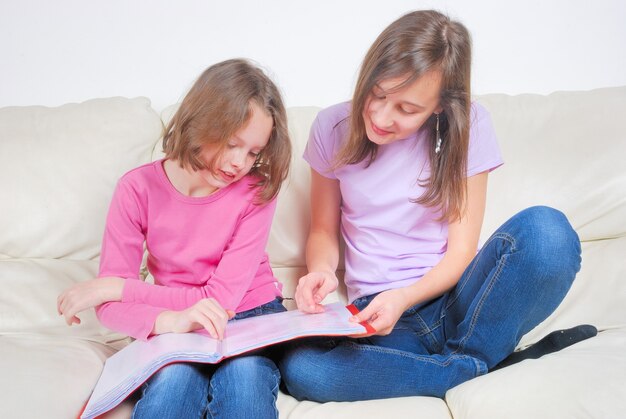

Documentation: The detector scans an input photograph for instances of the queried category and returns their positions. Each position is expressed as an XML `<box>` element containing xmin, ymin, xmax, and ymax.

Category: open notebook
<box><xmin>80</xmin><ymin>302</ymin><xmax>374</xmax><ymax>419</ymax></box>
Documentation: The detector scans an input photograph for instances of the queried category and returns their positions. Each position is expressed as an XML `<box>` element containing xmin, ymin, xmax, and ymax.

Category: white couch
<box><xmin>1</xmin><ymin>86</ymin><xmax>625</xmax><ymax>418</ymax></box>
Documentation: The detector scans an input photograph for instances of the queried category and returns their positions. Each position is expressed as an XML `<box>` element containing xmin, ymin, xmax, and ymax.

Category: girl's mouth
<box><xmin>371</xmin><ymin>122</ymin><xmax>393</xmax><ymax>136</ymax></box>
<box><xmin>219</xmin><ymin>170</ymin><xmax>235</xmax><ymax>182</ymax></box>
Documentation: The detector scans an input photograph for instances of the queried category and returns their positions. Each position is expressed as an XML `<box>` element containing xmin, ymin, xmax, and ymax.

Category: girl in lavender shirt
<box><xmin>279</xmin><ymin>10</ymin><xmax>583</xmax><ymax>400</ymax></box>
<box><xmin>57</xmin><ymin>59</ymin><xmax>291</xmax><ymax>418</ymax></box>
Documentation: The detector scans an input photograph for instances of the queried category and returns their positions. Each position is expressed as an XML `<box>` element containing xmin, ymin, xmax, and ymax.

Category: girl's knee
<box><xmin>213</xmin><ymin>356</ymin><xmax>279</xmax><ymax>389</ymax></box>
<box><xmin>513</xmin><ymin>206</ymin><xmax>580</xmax><ymax>260</ymax></box>
<box><xmin>135</xmin><ymin>363</ymin><xmax>210</xmax><ymax>417</ymax></box>
<box><xmin>150</xmin><ymin>363</ymin><xmax>204</xmax><ymax>386</ymax></box>
<box><xmin>515</xmin><ymin>206</ymin><xmax>572</xmax><ymax>235</ymax></box>
<box><xmin>511</xmin><ymin>207</ymin><xmax>581</xmax><ymax>294</ymax></box>
<box><xmin>279</xmin><ymin>342</ymin><xmax>347</xmax><ymax>402</ymax></box>
<box><xmin>280</xmin><ymin>343</ymin><xmax>326</xmax><ymax>379</ymax></box>
<box><xmin>209</xmin><ymin>356</ymin><xmax>280</xmax><ymax>415</ymax></box>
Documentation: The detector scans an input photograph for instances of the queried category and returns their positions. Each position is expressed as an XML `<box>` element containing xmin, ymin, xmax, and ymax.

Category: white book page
<box><xmin>82</xmin><ymin>302</ymin><xmax>366</xmax><ymax>419</ymax></box>
<box><xmin>82</xmin><ymin>333</ymin><xmax>221</xmax><ymax>419</ymax></box>
<box><xmin>222</xmin><ymin>302</ymin><xmax>366</xmax><ymax>356</ymax></box>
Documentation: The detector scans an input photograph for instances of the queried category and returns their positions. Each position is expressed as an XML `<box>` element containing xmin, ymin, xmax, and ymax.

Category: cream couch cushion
<box><xmin>0</xmin><ymin>97</ymin><xmax>162</xmax><ymax>338</ymax></box>
<box><xmin>278</xmin><ymin>393</ymin><xmax>453</xmax><ymax>418</ymax></box>
<box><xmin>0</xmin><ymin>335</ymin><xmax>117</xmax><ymax>419</ymax></box>
<box><xmin>445</xmin><ymin>328</ymin><xmax>626</xmax><ymax>418</ymax></box>
<box><xmin>0</xmin><ymin>97</ymin><xmax>162</xmax><ymax>260</ymax></box>
<box><xmin>477</xmin><ymin>86</ymin><xmax>626</xmax><ymax>242</ymax></box>
<box><xmin>476</xmin><ymin>88</ymin><xmax>626</xmax><ymax>348</ymax></box>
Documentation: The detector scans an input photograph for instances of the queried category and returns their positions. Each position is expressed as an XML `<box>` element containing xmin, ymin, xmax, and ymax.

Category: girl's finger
<box><xmin>64</xmin><ymin>311</ymin><xmax>75</xmax><ymax>326</ymax></box>
<box><xmin>368</xmin><ymin>314</ymin><xmax>392</xmax><ymax>336</ymax></box>
<box><xmin>191</xmin><ymin>311</ymin><xmax>218</xmax><ymax>339</ymax></box>
<box><xmin>198</xmin><ymin>302</ymin><xmax>230</xmax><ymax>338</ymax></box>
<box><xmin>296</xmin><ymin>276</ymin><xmax>322</xmax><ymax>313</ymax></box>
<box><xmin>56</xmin><ymin>295</ymin><xmax>63</xmax><ymax>315</ymax></box>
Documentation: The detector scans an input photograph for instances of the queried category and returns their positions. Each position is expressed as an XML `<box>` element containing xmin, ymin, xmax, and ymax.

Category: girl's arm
<box><xmin>97</xmin><ymin>298</ymin><xmax>234</xmax><ymax>341</ymax></box>
<box><xmin>57</xmin><ymin>180</ymin><xmax>145</xmax><ymax>327</ymax></box>
<box><xmin>57</xmin><ymin>179</ymin><xmax>234</xmax><ymax>341</ymax></box>
<box><xmin>352</xmin><ymin>171</ymin><xmax>489</xmax><ymax>334</ymax></box>
<box><xmin>294</xmin><ymin>169</ymin><xmax>343</xmax><ymax>313</ymax></box>
<box><xmin>121</xmin><ymin>198</ymin><xmax>277</xmax><ymax>312</ymax></box>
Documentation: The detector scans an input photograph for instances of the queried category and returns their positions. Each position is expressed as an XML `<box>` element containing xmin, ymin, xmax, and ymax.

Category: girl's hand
<box><xmin>57</xmin><ymin>277</ymin><xmax>124</xmax><ymax>326</ymax></box>
<box><xmin>294</xmin><ymin>271</ymin><xmax>339</xmax><ymax>313</ymax></box>
<box><xmin>157</xmin><ymin>298</ymin><xmax>235</xmax><ymax>339</ymax></box>
<box><xmin>349</xmin><ymin>288</ymin><xmax>412</xmax><ymax>335</ymax></box>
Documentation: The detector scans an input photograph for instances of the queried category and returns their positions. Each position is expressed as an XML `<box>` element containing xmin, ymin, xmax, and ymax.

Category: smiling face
<box><xmin>363</xmin><ymin>70</ymin><xmax>443</xmax><ymax>145</ymax></box>
<box><xmin>190</xmin><ymin>102</ymin><xmax>273</xmax><ymax>195</ymax></box>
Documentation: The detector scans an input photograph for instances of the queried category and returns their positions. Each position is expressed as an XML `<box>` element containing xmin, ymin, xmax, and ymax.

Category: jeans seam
<box><xmin>270</xmin><ymin>368</ymin><xmax>281</xmax><ymax>419</ymax></box>
<box><xmin>450</xmin><ymin>233</ymin><xmax>517</xmax><ymax>360</ymax></box>
<box><xmin>131</xmin><ymin>380</ymin><xmax>151</xmax><ymax>419</ymax></box>
<box><xmin>343</xmin><ymin>340</ymin><xmax>478</xmax><ymax>367</ymax></box>
<box><xmin>409</xmin><ymin>312</ymin><xmax>442</xmax><ymax>352</ymax></box>
<box><xmin>207</xmin><ymin>378</ymin><xmax>219</xmax><ymax>419</ymax></box>
<box><xmin>445</xmin><ymin>232</ymin><xmax>517</xmax><ymax>313</ymax></box>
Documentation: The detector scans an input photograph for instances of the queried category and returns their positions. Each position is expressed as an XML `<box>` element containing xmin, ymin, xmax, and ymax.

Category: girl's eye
<box><xmin>249</xmin><ymin>151</ymin><xmax>260</xmax><ymax>158</ymax></box>
<box><xmin>400</xmin><ymin>107</ymin><xmax>417</xmax><ymax>115</ymax></box>
<box><xmin>227</xmin><ymin>143</ymin><xmax>236</xmax><ymax>149</ymax></box>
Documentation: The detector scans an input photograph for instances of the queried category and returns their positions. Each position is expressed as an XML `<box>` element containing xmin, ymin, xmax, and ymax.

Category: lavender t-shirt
<box><xmin>303</xmin><ymin>101</ymin><xmax>503</xmax><ymax>302</ymax></box>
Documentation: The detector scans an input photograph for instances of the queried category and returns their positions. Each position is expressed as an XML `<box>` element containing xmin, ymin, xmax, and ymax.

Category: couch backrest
<box><xmin>476</xmin><ymin>87</ymin><xmax>626</xmax><ymax>243</ymax></box>
<box><xmin>474</xmin><ymin>87</ymin><xmax>626</xmax><ymax>344</ymax></box>
<box><xmin>0</xmin><ymin>97</ymin><xmax>162</xmax><ymax>260</ymax></box>
<box><xmin>1</xmin><ymin>87</ymin><xmax>624</xmax><ymax>343</ymax></box>
<box><xmin>0</xmin><ymin>98</ymin><xmax>162</xmax><ymax>338</ymax></box>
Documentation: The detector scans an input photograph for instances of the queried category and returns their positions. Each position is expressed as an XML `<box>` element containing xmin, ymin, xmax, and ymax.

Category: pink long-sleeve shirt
<box><xmin>95</xmin><ymin>160</ymin><xmax>282</xmax><ymax>340</ymax></box>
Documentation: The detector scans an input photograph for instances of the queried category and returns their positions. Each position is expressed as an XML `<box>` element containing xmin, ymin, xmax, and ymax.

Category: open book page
<box><xmin>222</xmin><ymin>301</ymin><xmax>368</xmax><ymax>356</ymax></box>
<box><xmin>82</xmin><ymin>333</ymin><xmax>221</xmax><ymax>419</ymax></box>
<box><xmin>81</xmin><ymin>302</ymin><xmax>371</xmax><ymax>419</ymax></box>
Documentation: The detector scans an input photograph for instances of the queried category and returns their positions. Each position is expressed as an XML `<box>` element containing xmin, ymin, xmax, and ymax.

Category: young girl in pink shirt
<box><xmin>57</xmin><ymin>59</ymin><xmax>291</xmax><ymax>418</ymax></box>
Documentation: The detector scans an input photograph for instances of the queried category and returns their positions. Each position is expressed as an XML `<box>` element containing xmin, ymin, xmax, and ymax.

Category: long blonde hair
<box><xmin>162</xmin><ymin>59</ymin><xmax>291</xmax><ymax>203</ymax></box>
<box><xmin>336</xmin><ymin>10</ymin><xmax>472</xmax><ymax>221</ymax></box>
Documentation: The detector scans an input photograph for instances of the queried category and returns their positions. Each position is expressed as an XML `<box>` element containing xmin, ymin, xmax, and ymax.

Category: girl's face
<box><xmin>363</xmin><ymin>70</ymin><xmax>443</xmax><ymax>145</ymax></box>
<box><xmin>198</xmin><ymin>102</ymin><xmax>273</xmax><ymax>191</ymax></box>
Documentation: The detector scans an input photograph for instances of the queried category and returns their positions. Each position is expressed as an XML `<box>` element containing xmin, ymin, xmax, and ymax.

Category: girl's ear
<box><xmin>434</xmin><ymin>105</ymin><xmax>443</xmax><ymax>114</ymax></box>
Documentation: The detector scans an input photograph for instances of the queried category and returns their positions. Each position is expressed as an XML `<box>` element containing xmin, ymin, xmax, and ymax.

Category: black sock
<box><xmin>492</xmin><ymin>324</ymin><xmax>598</xmax><ymax>371</ymax></box>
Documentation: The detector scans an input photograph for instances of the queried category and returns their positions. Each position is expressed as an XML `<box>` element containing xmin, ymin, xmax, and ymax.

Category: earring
<box><xmin>435</xmin><ymin>113</ymin><xmax>442</xmax><ymax>154</ymax></box>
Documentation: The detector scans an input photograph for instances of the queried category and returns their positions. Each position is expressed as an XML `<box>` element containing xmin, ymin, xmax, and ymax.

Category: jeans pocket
<box><xmin>397</xmin><ymin>305</ymin><xmax>444</xmax><ymax>354</ymax></box>
<box><xmin>257</xmin><ymin>298</ymin><xmax>287</xmax><ymax>315</ymax></box>
<box><xmin>232</xmin><ymin>299</ymin><xmax>284</xmax><ymax>321</ymax></box>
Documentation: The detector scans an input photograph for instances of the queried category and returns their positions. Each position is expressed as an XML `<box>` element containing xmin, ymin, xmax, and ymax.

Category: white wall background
<box><xmin>1</xmin><ymin>0</ymin><xmax>625</xmax><ymax>111</ymax></box>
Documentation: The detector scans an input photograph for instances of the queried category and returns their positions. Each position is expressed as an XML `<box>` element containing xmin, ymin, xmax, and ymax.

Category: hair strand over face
<box><xmin>337</xmin><ymin>10</ymin><xmax>472</xmax><ymax>221</ymax></box>
<box><xmin>162</xmin><ymin>59</ymin><xmax>291</xmax><ymax>203</ymax></box>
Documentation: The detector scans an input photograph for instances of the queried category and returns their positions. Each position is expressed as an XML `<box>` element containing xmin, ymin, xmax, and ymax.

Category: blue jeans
<box><xmin>132</xmin><ymin>298</ymin><xmax>286</xmax><ymax>419</ymax></box>
<box><xmin>279</xmin><ymin>206</ymin><xmax>582</xmax><ymax>400</ymax></box>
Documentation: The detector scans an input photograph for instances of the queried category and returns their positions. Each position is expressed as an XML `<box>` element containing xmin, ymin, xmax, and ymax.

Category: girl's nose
<box><xmin>231</xmin><ymin>149</ymin><xmax>245</xmax><ymax>169</ymax></box>
<box><xmin>372</xmin><ymin>102</ymin><xmax>394</xmax><ymax>128</ymax></box>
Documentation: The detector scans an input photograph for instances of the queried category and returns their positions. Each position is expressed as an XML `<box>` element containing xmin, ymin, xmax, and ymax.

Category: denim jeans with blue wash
<box><xmin>279</xmin><ymin>206</ymin><xmax>582</xmax><ymax>400</ymax></box>
<box><xmin>132</xmin><ymin>298</ymin><xmax>286</xmax><ymax>419</ymax></box>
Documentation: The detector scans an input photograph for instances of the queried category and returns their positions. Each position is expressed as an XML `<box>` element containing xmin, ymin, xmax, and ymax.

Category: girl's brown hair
<box><xmin>162</xmin><ymin>59</ymin><xmax>291</xmax><ymax>203</ymax></box>
<box><xmin>337</xmin><ymin>10</ymin><xmax>472</xmax><ymax>221</ymax></box>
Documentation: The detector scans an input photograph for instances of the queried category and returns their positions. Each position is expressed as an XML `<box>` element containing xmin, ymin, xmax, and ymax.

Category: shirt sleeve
<box><xmin>302</xmin><ymin>112</ymin><xmax>338</xmax><ymax>179</ymax></box>
<box><xmin>467</xmin><ymin>102</ymin><xmax>504</xmax><ymax>177</ymax></box>
<box><xmin>121</xmin><ymin>196</ymin><xmax>277</xmax><ymax>312</ymax></box>
<box><xmin>96</xmin><ymin>301</ymin><xmax>166</xmax><ymax>341</ymax></box>
<box><xmin>98</xmin><ymin>178</ymin><xmax>145</xmax><ymax>280</ymax></box>
<box><xmin>95</xmin><ymin>178</ymin><xmax>167</xmax><ymax>340</ymax></box>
